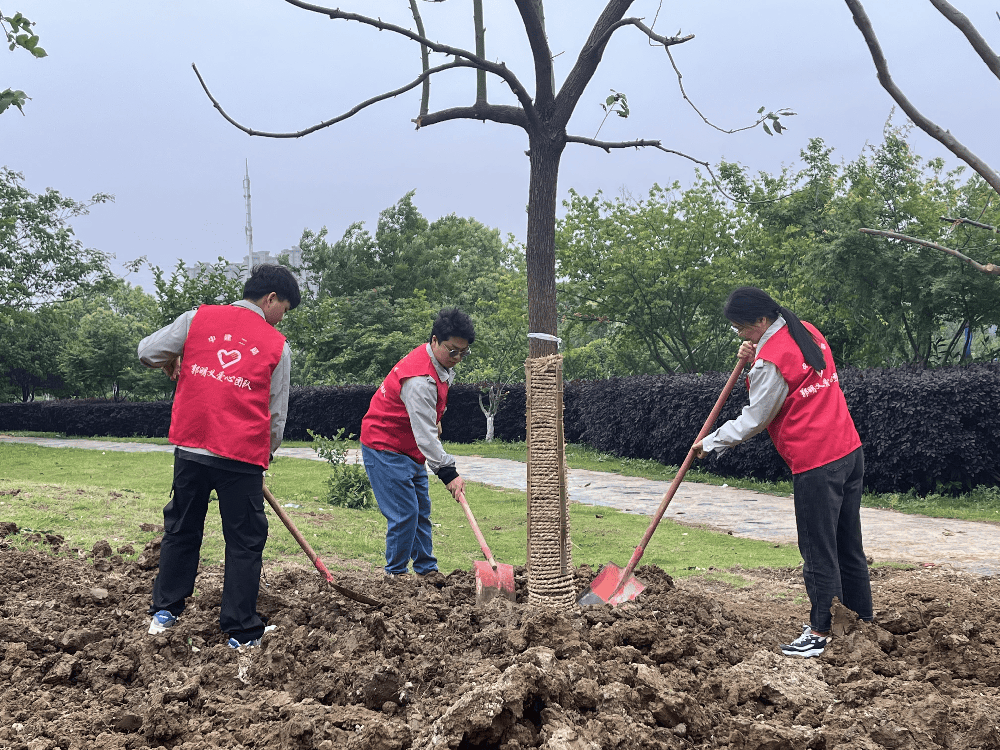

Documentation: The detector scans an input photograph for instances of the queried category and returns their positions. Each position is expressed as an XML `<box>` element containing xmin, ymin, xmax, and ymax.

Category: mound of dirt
<box><xmin>1</xmin><ymin>536</ymin><xmax>999</xmax><ymax>750</ymax></box>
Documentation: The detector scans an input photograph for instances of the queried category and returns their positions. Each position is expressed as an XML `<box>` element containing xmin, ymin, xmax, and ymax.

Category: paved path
<box><xmin>3</xmin><ymin>435</ymin><xmax>997</xmax><ymax>576</ymax></box>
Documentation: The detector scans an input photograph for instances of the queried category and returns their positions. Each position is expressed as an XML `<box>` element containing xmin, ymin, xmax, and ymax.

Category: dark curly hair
<box><xmin>430</xmin><ymin>307</ymin><xmax>475</xmax><ymax>345</ymax></box>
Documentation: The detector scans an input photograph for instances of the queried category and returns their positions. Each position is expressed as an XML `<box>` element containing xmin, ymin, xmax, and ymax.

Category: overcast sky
<box><xmin>5</xmin><ymin>1</ymin><xmax>999</xmax><ymax>293</ymax></box>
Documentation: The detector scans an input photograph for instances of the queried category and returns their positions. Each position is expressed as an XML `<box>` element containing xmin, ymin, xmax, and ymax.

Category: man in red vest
<box><xmin>361</xmin><ymin>307</ymin><xmax>475</xmax><ymax>580</ymax></box>
<box><xmin>694</xmin><ymin>286</ymin><xmax>872</xmax><ymax>659</ymax></box>
<box><xmin>137</xmin><ymin>264</ymin><xmax>300</xmax><ymax>648</ymax></box>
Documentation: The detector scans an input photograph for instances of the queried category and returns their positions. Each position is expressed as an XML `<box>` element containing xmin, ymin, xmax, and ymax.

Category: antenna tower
<box><xmin>243</xmin><ymin>160</ymin><xmax>253</xmax><ymax>279</ymax></box>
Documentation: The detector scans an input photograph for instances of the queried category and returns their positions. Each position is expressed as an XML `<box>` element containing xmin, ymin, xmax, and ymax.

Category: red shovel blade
<box><xmin>473</xmin><ymin>560</ymin><xmax>516</xmax><ymax>605</ymax></box>
<box><xmin>577</xmin><ymin>562</ymin><xmax>646</xmax><ymax>607</ymax></box>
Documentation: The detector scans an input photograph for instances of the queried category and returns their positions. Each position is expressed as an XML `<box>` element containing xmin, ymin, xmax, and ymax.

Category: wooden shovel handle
<box><xmin>262</xmin><ymin>484</ymin><xmax>334</xmax><ymax>583</ymax></box>
<box><xmin>612</xmin><ymin>356</ymin><xmax>749</xmax><ymax>597</ymax></box>
<box><xmin>457</xmin><ymin>492</ymin><xmax>499</xmax><ymax>570</ymax></box>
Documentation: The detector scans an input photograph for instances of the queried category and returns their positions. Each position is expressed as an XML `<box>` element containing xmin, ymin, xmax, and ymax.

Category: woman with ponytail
<box><xmin>693</xmin><ymin>286</ymin><xmax>872</xmax><ymax>658</ymax></box>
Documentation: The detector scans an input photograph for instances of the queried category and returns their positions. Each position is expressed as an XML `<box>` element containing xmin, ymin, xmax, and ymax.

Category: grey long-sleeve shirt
<box><xmin>398</xmin><ymin>343</ymin><xmax>458</xmax><ymax>477</ymax></box>
<box><xmin>701</xmin><ymin>317</ymin><xmax>789</xmax><ymax>454</ymax></box>
<box><xmin>137</xmin><ymin>300</ymin><xmax>292</xmax><ymax>458</ymax></box>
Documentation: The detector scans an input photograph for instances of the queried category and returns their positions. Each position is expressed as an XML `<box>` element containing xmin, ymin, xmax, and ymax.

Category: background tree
<box><xmin>59</xmin><ymin>307</ymin><xmax>141</xmax><ymax>401</ymax></box>
<box><xmin>0</xmin><ymin>305</ymin><xmax>67</xmax><ymax>401</ymax></box>
<box><xmin>461</xmin><ymin>271</ymin><xmax>530</xmax><ymax>441</ymax></box>
<box><xmin>150</xmin><ymin>257</ymin><xmax>245</xmax><ymax>327</ymax></box>
<box><xmin>727</xmin><ymin>127</ymin><xmax>1000</xmax><ymax>368</ymax></box>
<box><xmin>557</xmin><ymin>179</ymin><xmax>741</xmax><ymax>374</ymax></box>
<box><xmin>57</xmin><ymin>281</ymin><xmax>162</xmax><ymax>401</ymax></box>
<box><xmin>0</xmin><ymin>167</ymin><xmax>115</xmax><ymax>309</ymax></box>
<box><xmin>288</xmin><ymin>192</ymin><xmax>526</xmax><ymax>388</ymax></box>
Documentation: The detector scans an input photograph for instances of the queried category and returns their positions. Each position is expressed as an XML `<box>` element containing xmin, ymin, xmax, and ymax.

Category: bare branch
<box><xmin>280</xmin><ymin>0</ymin><xmax>539</xmax><ymax>124</ymax></box>
<box><xmin>941</xmin><ymin>215</ymin><xmax>998</xmax><ymax>233</ymax></box>
<box><xmin>844</xmin><ymin>0</ymin><xmax>1000</xmax><ymax>196</ymax></box>
<box><xmin>595</xmin><ymin>17</ymin><xmax>695</xmax><ymax>51</ymax></box>
<box><xmin>665</xmin><ymin>47</ymin><xmax>792</xmax><ymax>135</ymax></box>
<box><xmin>192</xmin><ymin>60</ymin><xmax>473</xmax><ymax>138</ymax></box>
<box><xmin>566</xmin><ymin>134</ymin><xmax>662</xmax><ymax>152</ymax></box>
<box><xmin>473</xmin><ymin>0</ymin><xmax>487</xmax><ymax>104</ymax></box>
<box><xmin>565</xmin><ymin>134</ymin><xmax>756</xmax><ymax>205</ymax></box>
<box><xmin>859</xmin><ymin>227</ymin><xmax>1000</xmax><ymax>275</ymax></box>
<box><xmin>513</xmin><ymin>0</ymin><xmax>555</xmax><ymax>111</ymax></box>
<box><xmin>407</xmin><ymin>0</ymin><xmax>431</xmax><ymax>117</ymax></box>
<box><xmin>416</xmin><ymin>103</ymin><xmax>528</xmax><ymax>129</ymax></box>
<box><xmin>928</xmin><ymin>0</ymin><xmax>1000</xmax><ymax>81</ymax></box>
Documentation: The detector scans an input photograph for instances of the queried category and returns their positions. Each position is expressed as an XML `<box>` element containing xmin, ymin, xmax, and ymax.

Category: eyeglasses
<box><xmin>441</xmin><ymin>343</ymin><xmax>472</xmax><ymax>359</ymax></box>
<box><xmin>730</xmin><ymin>322</ymin><xmax>753</xmax><ymax>335</ymax></box>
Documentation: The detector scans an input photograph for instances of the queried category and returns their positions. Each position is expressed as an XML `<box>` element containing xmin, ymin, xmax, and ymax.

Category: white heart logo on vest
<box><xmin>218</xmin><ymin>349</ymin><xmax>242</xmax><ymax>369</ymax></box>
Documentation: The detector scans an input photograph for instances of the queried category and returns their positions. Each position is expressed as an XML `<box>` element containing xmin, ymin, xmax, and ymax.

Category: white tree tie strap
<box><xmin>527</xmin><ymin>332</ymin><xmax>562</xmax><ymax>346</ymax></box>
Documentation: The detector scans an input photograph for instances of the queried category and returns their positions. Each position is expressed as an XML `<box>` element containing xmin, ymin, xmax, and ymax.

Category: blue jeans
<box><xmin>793</xmin><ymin>447</ymin><xmax>872</xmax><ymax>633</ymax></box>
<box><xmin>361</xmin><ymin>445</ymin><xmax>438</xmax><ymax>575</ymax></box>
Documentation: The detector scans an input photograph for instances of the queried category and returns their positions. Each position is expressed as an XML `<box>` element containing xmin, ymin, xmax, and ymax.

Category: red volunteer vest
<box><xmin>169</xmin><ymin>305</ymin><xmax>285</xmax><ymax>468</ymax></box>
<box><xmin>754</xmin><ymin>322</ymin><xmax>861</xmax><ymax>474</ymax></box>
<box><xmin>361</xmin><ymin>345</ymin><xmax>449</xmax><ymax>465</ymax></box>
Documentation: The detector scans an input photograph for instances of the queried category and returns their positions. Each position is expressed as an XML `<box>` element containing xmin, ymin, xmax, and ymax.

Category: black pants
<box><xmin>150</xmin><ymin>453</ymin><xmax>268</xmax><ymax>642</ymax></box>
<box><xmin>793</xmin><ymin>446</ymin><xmax>873</xmax><ymax>633</ymax></box>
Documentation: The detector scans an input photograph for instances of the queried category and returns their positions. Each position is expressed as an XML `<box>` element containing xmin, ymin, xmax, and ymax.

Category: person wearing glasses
<box><xmin>692</xmin><ymin>286</ymin><xmax>872</xmax><ymax>659</ymax></box>
<box><xmin>361</xmin><ymin>307</ymin><xmax>475</xmax><ymax>581</ymax></box>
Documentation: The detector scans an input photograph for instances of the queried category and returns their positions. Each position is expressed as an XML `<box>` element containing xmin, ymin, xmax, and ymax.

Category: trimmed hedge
<box><xmin>0</xmin><ymin>399</ymin><xmax>173</xmax><ymax>438</ymax></box>
<box><xmin>563</xmin><ymin>365</ymin><xmax>1000</xmax><ymax>495</ymax></box>
<box><xmin>2</xmin><ymin>365</ymin><xmax>998</xmax><ymax>495</ymax></box>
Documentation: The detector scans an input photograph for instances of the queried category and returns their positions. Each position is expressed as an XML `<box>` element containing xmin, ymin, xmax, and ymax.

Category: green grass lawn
<box><xmin>0</xmin><ymin>442</ymin><xmax>801</xmax><ymax>579</ymax></box>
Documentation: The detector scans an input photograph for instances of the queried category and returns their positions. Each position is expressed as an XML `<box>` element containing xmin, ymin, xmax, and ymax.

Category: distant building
<box><xmin>186</xmin><ymin>246</ymin><xmax>312</xmax><ymax>291</ymax></box>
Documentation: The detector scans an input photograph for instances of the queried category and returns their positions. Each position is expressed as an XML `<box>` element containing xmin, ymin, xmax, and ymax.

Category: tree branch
<box><xmin>565</xmin><ymin>134</ymin><xmax>756</xmax><ymax>204</ymax></box>
<box><xmin>928</xmin><ymin>0</ymin><xmax>1000</xmax><ymax>81</ymax></box>
<box><xmin>192</xmin><ymin>60</ymin><xmax>474</xmax><ymax>138</ymax></box>
<box><xmin>473</xmin><ymin>0</ymin><xmax>487</xmax><ymax>105</ymax></box>
<box><xmin>665</xmin><ymin>47</ymin><xmax>791</xmax><ymax>135</ymax></box>
<box><xmin>416</xmin><ymin>103</ymin><xmax>529</xmax><ymax>129</ymax></box>
<box><xmin>513</xmin><ymin>0</ymin><xmax>555</xmax><ymax>112</ymax></box>
<box><xmin>844</xmin><ymin>0</ymin><xmax>1000</xmax><ymax>196</ymax></box>
<box><xmin>940</xmin><ymin>215</ymin><xmax>997</xmax><ymax>233</ymax></box>
<box><xmin>859</xmin><ymin>227</ymin><xmax>1000</xmax><ymax>275</ymax></box>
<box><xmin>595</xmin><ymin>17</ymin><xmax>695</xmax><ymax>51</ymax></box>
<box><xmin>407</xmin><ymin>0</ymin><xmax>431</xmax><ymax>117</ymax></box>
<box><xmin>280</xmin><ymin>0</ymin><xmax>539</xmax><ymax>124</ymax></box>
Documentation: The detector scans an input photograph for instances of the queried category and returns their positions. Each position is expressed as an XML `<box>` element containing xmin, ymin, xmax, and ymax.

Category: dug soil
<box><xmin>1</xmin><ymin>532</ymin><xmax>999</xmax><ymax>750</ymax></box>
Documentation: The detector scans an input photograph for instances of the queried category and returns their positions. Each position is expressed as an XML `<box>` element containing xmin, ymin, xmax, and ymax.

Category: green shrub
<box><xmin>307</xmin><ymin>428</ymin><xmax>375</xmax><ymax>510</ymax></box>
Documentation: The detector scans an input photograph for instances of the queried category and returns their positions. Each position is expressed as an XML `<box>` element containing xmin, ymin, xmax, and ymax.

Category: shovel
<box><xmin>456</xmin><ymin>491</ymin><xmax>516</xmax><ymax>605</ymax></box>
<box><xmin>262</xmin><ymin>485</ymin><xmax>381</xmax><ymax>607</ymax></box>
<box><xmin>578</xmin><ymin>356</ymin><xmax>749</xmax><ymax>607</ymax></box>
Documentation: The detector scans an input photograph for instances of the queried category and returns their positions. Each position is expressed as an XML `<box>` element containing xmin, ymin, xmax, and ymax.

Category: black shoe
<box><xmin>780</xmin><ymin>625</ymin><xmax>829</xmax><ymax>658</ymax></box>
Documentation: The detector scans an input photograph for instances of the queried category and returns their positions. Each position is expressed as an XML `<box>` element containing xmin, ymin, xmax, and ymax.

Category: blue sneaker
<box><xmin>227</xmin><ymin>624</ymin><xmax>275</xmax><ymax>649</ymax></box>
<box><xmin>148</xmin><ymin>610</ymin><xmax>177</xmax><ymax>635</ymax></box>
<box><xmin>228</xmin><ymin>636</ymin><xmax>261</xmax><ymax>649</ymax></box>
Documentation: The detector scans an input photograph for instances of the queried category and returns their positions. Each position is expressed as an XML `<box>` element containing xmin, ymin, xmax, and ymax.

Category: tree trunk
<box><xmin>523</xmin><ymin>130</ymin><xmax>574</xmax><ymax>608</ymax></box>
<box><xmin>485</xmin><ymin>414</ymin><xmax>495</xmax><ymax>442</ymax></box>
<box><xmin>525</xmin><ymin>134</ymin><xmax>564</xmax><ymax>358</ymax></box>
